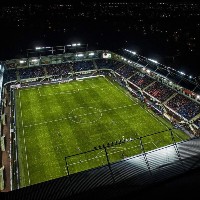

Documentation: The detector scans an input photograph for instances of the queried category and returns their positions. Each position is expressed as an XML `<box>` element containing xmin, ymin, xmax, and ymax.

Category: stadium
<box><xmin>1</xmin><ymin>46</ymin><xmax>200</xmax><ymax>199</ymax></box>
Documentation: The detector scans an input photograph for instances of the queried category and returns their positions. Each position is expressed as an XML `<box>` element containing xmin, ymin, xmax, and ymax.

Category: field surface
<box><xmin>15</xmin><ymin>76</ymin><xmax>189</xmax><ymax>187</ymax></box>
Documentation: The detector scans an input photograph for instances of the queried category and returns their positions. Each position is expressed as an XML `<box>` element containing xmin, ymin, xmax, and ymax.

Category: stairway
<box><xmin>143</xmin><ymin>81</ymin><xmax>156</xmax><ymax>91</ymax></box>
<box><xmin>163</xmin><ymin>92</ymin><xmax>178</xmax><ymax>104</ymax></box>
<box><xmin>189</xmin><ymin>113</ymin><xmax>200</xmax><ymax>123</ymax></box>
<box><xmin>92</xmin><ymin>60</ymin><xmax>98</xmax><ymax>70</ymax></box>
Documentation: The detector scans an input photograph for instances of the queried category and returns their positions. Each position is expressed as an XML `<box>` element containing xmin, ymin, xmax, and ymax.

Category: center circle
<box><xmin>69</xmin><ymin>107</ymin><xmax>102</xmax><ymax>124</ymax></box>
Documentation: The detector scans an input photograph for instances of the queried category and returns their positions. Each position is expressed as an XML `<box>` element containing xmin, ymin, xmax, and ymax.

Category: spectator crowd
<box><xmin>166</xmin><ymin>94</ymin><xmax>200</xmax><ymax>120</ymax></box>
<box><xmin>129</xmin><ymin>72</ymin><xmax>154</xmax><ymax>89</ymax></box>
<box><xmin>145</xmin><ymin>81</ymin><xmax>175</xmax><ymax>102</ymax></box>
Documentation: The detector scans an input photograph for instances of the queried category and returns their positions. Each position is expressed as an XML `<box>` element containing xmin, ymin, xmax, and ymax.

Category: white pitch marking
<box><xmin>39</xmin><ymin>86</ymin><xmax>99</xmax><ymax>97</ymax></box>
<box><xmin>152</xmin><ymin>141</ymin><xmax>158</xmax><ymax>148</ymax></box>
<box><xmin>19</xmin><ymin>90</ymin><xmax>31</xmax><ymax>185</ymax></box>
<box><xmin>24</xmin><ymin>104</ymin><xmax>138</xmax><ymax>127</ymax></box>
<box><xmin>37</xmin><ymin>88</ymin><xmax>42</xmax><ymax>96</ymax></box>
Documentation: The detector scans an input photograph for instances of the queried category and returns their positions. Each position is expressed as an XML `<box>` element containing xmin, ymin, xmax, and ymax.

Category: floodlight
<box><xmin>19</xmin><ymin>60</ymin><xmax>26</xmax><ymax>64</ymax></box>
<box><xmin>31</xmin><ymin>59</ymin><xmax>38</xmax><ymax>62</ymax></box>
<box><xmin>179</xmin><ymin>71</ymin><xmax>185</xmax><ymax>75</ymax></box>
<box><xmin>72</xmin><ymin>43</ymin><xmax>77</xmax><ymax>46</ymax></box>
<box><xmin>146</xmin><ymin>69</ymin><xmax>150</xmax><ymax>73</ymax></box>
<box><xmin>89</xmin><ymin>52</ymin><xmax>94</xmax><ymax>56</ymax></box>
<box><xmin>76</xmin><ymin>54</ymin><xmax>84</xmax><ymax>57</ymax></box>
<box><xmin>148</xmin><ymin>58</ymin><xmax>158</xmax><ymax>64</ymax></box>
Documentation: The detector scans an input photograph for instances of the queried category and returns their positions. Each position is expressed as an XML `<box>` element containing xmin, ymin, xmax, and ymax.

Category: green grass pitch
<box><xmin>15</xmin><ymin>76</ymin><xmax>189</xmax><ymax>187</ymax></box>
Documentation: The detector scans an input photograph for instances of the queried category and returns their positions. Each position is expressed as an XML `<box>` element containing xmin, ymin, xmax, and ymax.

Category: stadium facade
<box><xmin>1</xmin><ymin>48</ymin><xmax>200</xmax><ymax>199</ymax></box>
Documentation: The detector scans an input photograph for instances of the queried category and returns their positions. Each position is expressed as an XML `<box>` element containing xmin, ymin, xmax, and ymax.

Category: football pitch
<box><xmin>15</xmin><ymin>76</ymin><xmax>189</xmax><ymax>187</ymax></box>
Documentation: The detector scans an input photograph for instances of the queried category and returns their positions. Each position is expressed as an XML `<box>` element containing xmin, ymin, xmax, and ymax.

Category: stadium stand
<box><xmin>46</xmin><ymin>63</ymin><xmax>71</xmax><ymax>77</ymax></box>
<box><xmin>116</xmin><ymin>64</ymin><xmax>135</xmax><ymax>78</ymax></box>
<box><xmin>73</xmin><ymin>60</ymin><xmax>96</xmax><ymax>71</ymax></box>
<box><xmin>3</xmin><ymin>70</ymin><xmax>17</xmax><ymax>82</ymax></box>
<box><xmin>166</xmin><ymin>94</ymin><xmax>200</xmax><ymax>120</ymax></box>
<box><xmin>194</xmin><ymin>120</ymin><xmax>200</xmax><ymax>128</ymax></box>
<box><xmin>95</xmin><ymin>59</ymin><xmax>123</xmax><ymax>71</ymax></box>
<box><xmin>129</xmin><ymin>71</ymin><xmax>154</xmax><ymax>89</ymax></box>
<box><xmin>18</xmin><ymin>67</ymin><xmax>45</xmax><ymax>79</ymax></box>
<box><xmin>145</xmin><ymin>81</ymin><xmax>175</xmax><ymax>102</ymax></box>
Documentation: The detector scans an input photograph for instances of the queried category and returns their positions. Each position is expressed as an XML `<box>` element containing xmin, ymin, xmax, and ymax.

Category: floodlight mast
<box><xmin>65</xmin><ymin>43</ymin><xmax>88</xmax><ymax>54</ymax></box>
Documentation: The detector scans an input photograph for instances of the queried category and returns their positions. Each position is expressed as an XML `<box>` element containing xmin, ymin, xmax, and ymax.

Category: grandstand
<box><xmin>1</xmin><ymin>48</ymin><xmax>200</xmax><ymax>199</ymax></box>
